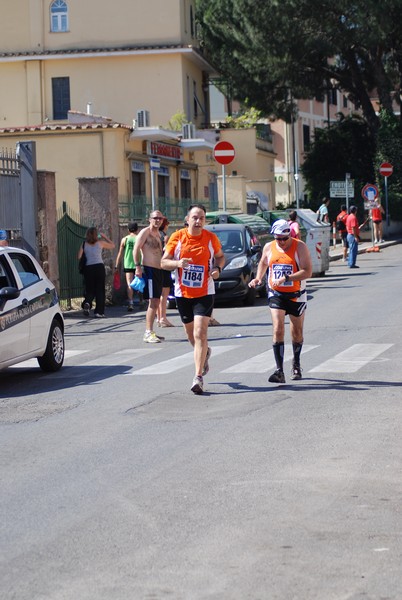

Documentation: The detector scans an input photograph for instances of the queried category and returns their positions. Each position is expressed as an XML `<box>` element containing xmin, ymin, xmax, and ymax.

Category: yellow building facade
<box><xmin>0</xmin><ymin>0</ymin><xmax>275</xmax><ymax>218</ymax></box>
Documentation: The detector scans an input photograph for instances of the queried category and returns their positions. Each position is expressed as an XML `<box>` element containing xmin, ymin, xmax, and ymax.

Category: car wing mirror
<box><xmin>0</xmin><ymin>286</ymin><xmax>20</xmax><ymax>301</ymax></box>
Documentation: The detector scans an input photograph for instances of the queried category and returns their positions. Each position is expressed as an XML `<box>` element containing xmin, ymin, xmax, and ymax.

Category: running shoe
<box><xmin>202</xmin><ymin>346</ymin><xmax>211</xmax><ymax>376</ymax></box>
<box><xmin>268</xmin><ymin>369</ymin><xmax>286</xmax><ymax>383</ymax></box>
<box><xmin>83</xmin><ymin>302</ymin><xmax>90</xmax><ymax>316</ymax></box>
<box><xmin>94</xmin><ymin>313</ymin><xmax>105</xmax><ymax>318</ymax></box>
<box><xmin>290</xmin><ymin>363</ymin><xmax>302</xmax><ymax>380</ymax></box>
<box><xmin>191</xmin><ymin>376</ymin><xmax>204</xmax><ymax>395</ymax></box>
<box><xmin>143</xmin><ymin>331</ymin><xmax>161</xmax><ymax>343</ymax></box>
<box><xmin>127</xmin><ymin>302</ymin><xmax>134</xmax><ymax>312</ymax></box>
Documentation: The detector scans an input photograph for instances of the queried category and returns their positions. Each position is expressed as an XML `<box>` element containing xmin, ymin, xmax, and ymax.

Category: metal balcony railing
<box><xmin>118</xmin><ymin>196</ymin><xmax>219</xmax><ymax>224</ymax></box>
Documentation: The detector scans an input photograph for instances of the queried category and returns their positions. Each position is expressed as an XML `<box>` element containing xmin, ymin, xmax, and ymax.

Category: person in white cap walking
<box><xmin>249</xmin><ymin>219</ymin><xmax>312</xmax><ymax>383</ymax></box>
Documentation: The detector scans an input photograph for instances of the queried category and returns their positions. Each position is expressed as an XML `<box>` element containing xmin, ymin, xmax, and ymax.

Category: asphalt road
<box><xmin>1</xmin><ymin>244</ymin><xmax>402</xmax><ymax>599</ymax></box>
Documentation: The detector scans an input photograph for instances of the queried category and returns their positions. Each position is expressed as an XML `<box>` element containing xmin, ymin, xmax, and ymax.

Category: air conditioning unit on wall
<box><xmin>182</xmin><ymin>123</ymin><xmax>196</xmax><ymax>139</ymax></box>
<box><xmin>136</xmin><ymin>109</ymin><xmax>150</xmax><ymax>127</ymax></box>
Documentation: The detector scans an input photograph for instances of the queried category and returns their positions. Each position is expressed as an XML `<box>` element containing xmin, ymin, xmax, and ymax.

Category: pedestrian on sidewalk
<box><xmin>336</xmin><ymin>204</ymin><xmax>348</xmax><ymax>261</ymax></box>
<box><xmin>370</xmin><ymin>201</ymin><xmax>385</xmax><ymax>244</ymax></box>
<box><xmin>161</xmin><ymin>204</ymin><xmax>224</xmax><ymax>395</ymax></box>
<box><xmin>288</xmin><ymin>210</ymin><xmax>301</xmax><ymax>240</ymax></box>
<box><xmin>157</xmin><ymin>217</ymin><xmax>175</xmax><ymax>327</ymax></box>
<box><xmin>133</xmin><ymin>210</ymin><xmax>165</xmax><ymax>343</ymax></box>
<box><xmin>316</xmin><ymin>198</ymin><xmax>330</xmax><ymax>223</ymax></box>
<box><xmin>346</xmin><ymin>206</ymin><xmax>362</xmax><ymax>269</ymax></box>
<box><xmin>0</xmin><ymin>229</ymin><xmax>8</xmax><ymax>247</ymax></box>
<box><xmin>115</xmin><ymin>222</ymin><xmax>142</xmax><ymax>312</ymax></box>
<box><xmin>78</xmin><ymin>227</ymin><xmax>115</xmax><ymax>318</ymax></box>
<box><xmin>249</xmin><ymin>219</ymin><xmax>312</xmax><ymax>384</ymax></box>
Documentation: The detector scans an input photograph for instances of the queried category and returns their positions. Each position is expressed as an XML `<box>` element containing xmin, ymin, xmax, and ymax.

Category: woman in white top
<box><xmin>78</xmin><ymin>227</ymin><xmax>115</xmax><ymax>317</ymax></box>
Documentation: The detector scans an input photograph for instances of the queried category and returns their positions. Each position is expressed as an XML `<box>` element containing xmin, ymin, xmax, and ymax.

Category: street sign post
<box><xmin>330</xmin><ymin>180</ymin><xmax>355</xmax><ymax>198</ymax></box>
<box><xmin>379</xmin><ymin>162</ymin><xmax>393</xmax><ymax>177</ymax></box>
<box><xmin>379</xmin><ymin>162</ymin><xmax>393</xmax><ymax>231</ymax></box>
<box><xmin>213</xmin><ymin>141</ymin><xmax>235</xmax><ymax>211</ymax></box>
<box><xmin>150</xmin><ymin>157</ymin><xmax>160</xmax><ymax>210</ymax></box>
<box><xmin>361</xmin><ymin>183</ymin><xmax>379</xmax><ymax>208</ymax></box>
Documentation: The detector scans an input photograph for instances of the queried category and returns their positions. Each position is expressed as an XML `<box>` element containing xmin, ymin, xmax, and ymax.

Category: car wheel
<box><xmin>37</xmin><ymin>319</ymin><xmax>65</xmax><ymax>372</ymax></box>
<box><xmin>243</xmin><ymin>285</ymin><xmax>256</xmax><ymax>306</ymax></box>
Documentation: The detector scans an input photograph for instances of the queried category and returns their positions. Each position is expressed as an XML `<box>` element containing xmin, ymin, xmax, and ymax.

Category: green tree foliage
<box><xmin>301</xmin><ymin>114</ymin><xmax>376</xmax><ymax>215</ymax></box>
<box><xmin>196</xmin><ymin>0</ymin><xmax>402</xmax><ymax>134</ymax></box>
<box><xmin>225</xmin><ymin>107</ymin><xmax>262</xmax><ymax>128</ymax></box>
<box><xmin>376</xmin><ymin>110</ymin><xmax>402</xmax><ymax>220</ymax></box>
<box><xmin>167</xmin><ymin>111</ymin><xmax>188</xmax><ymax>131</ymax></box>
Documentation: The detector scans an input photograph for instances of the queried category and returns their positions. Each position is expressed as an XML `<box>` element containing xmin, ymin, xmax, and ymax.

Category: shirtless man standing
<box><xmin>133</xmin><ymin>210</ymin><xmax>165</xmax><ymax>343</ymax></box>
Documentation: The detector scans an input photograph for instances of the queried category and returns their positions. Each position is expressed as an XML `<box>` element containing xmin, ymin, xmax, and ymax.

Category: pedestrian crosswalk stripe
<box><xmin>75</xmin><ymin>348</ymin><xmax>159</xmax><ymax>370</ymax></box>
<box><xmin>40</xmin><ymin>349</ymin><xmax>160</xmax><ymax>379</ymax></box>
<box><xmin>9</xmin><ymin>350</ymin><xmax>86</xmax><ymax>370</ymax></box>
<box><xmin>309</xmin><ymin>343</ymin><xmax>393</xmax><ymax>373</ymax></box>
<box><xmin>131</xmin><ymin>345</ymin><xmax>237</xmax><ymax>375</ymax></box>
<box><xmin>222</xmin><ymin>345</ymin><xmax>319</xmax><ymax>373</ymax></box>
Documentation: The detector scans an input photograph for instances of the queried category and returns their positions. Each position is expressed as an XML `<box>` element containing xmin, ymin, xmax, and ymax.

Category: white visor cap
<box><xmin>270</xmin><ymin>219</ymin><xmax>291</xmax><ymax>236</ymax></box>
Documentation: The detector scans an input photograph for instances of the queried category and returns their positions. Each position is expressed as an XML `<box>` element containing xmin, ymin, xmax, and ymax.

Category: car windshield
<box><xmin>217</xmin><ymin>230</ymin><xmax>243</xmax><ymax>253</ymax></box>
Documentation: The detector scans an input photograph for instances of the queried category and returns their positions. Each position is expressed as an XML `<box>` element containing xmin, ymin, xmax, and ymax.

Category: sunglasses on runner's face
<box><xmin>151</xmin><ymin>216</ymin><xmax>163</xmax><ymax>221</ymax></box>
<box><xmin>275</xmin><ymin>236</ymin><xmax>289</xmax><ymax>242</ymax></box>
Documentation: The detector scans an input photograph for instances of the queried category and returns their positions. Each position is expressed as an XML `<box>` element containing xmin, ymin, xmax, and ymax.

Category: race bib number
<box><xmin>182</xmin><ymin>264</ymin><xmax>204</xmax><ymax>288</ymax></box>
<box><xmin>272</xmin><ymin>263</ymin><xmax>293</xmax><ymax>286</ymax></box>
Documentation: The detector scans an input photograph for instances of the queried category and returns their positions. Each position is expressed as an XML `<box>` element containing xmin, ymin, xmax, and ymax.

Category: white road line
<box><xmin>309</xmin><ymin>343</ymin><xmax>393</xmax><ymax>373</ymax></box>
<box><xmin>81</xmin><ymin>348</ymin><xmax>161</xmax><ymax>367</ymax></box>
<box><xmin>131</xmin><ymin>345</ymin><xmax>237</xmax><ymax>375</ymax></box>
<box><xmin>41</xmin><ymin>348</ymin><xmax>162</xmax><ymax>378</ymax></box>
<box><xmin>8</xmin><ymin>350</ymin><xmax>87</xmax><ymax>369</ymax></box>
<box><xmin>222</xmin><ymin>345</ymin><xmax>319</xmax><ymax>373</ymax></box>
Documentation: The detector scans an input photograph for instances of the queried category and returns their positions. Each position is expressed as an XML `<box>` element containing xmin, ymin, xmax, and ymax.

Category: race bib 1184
<box><xmin>182</xmin><ymin>264</ymin><xmax>204</xmax><ymax>288</ymax></box>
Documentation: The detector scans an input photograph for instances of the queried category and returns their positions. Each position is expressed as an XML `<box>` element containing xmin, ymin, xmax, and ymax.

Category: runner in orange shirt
<box><xmin>162</xmin><ymin>204</ymin><xmax>225</xmax><ymax>394</ymax></box>
<box><xmin>249</xmin><ymin>219</ymin><xmax>312</xmax><ymax>383</ymax></box>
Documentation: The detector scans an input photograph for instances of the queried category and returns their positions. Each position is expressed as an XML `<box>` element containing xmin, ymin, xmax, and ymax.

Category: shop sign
<box><xmin>147</xmin><ymin>141</ymin><xmax>182</xmax><ymax>161</ymax></box>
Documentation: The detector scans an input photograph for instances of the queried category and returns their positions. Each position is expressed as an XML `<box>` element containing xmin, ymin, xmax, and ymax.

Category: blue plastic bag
<box><xmin>130</xmin><ymin>275</ymin><xmax>145</xmax><ymax>293</ymax></box>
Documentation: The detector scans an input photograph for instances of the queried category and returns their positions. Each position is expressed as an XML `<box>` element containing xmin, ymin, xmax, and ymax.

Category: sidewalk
<box><xmin>329</xmin><ymin>237</ymin><xmax>401</xmax><ymax>262</ymax></box>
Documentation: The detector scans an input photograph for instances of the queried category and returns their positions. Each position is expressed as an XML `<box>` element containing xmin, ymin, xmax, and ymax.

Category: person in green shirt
<box><xmin>115</xmin><ymin>222</ymin><xmax>142</xmax><ymax>311</ymax></box>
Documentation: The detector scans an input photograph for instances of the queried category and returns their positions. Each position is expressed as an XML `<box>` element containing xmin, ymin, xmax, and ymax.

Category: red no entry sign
<box><xmin>379</xmin><ymin>162</ymin><xmax>393</xmax><ymax>177</ymax></box>
<box><xmin>213</xmin><ymin>141</ymin><xmax>235</xmax><ymax>165</ymax></box>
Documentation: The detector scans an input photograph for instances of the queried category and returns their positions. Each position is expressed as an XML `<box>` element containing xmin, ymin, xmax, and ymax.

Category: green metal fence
<box><xmin>57</xmin><ymin>204</ymin><xmax>90</xmax><ymax>308</ymax></box>
<box><xmin>118</xmin><ymin>196</ymin><xmax>219</xmax><ymax>224</ymax></box>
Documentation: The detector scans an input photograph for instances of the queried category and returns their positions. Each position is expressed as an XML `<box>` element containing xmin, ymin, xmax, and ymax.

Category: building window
<box><xmin>303</xmin><ymin>124</ymin><xmax>310</xmax><ymax>152</ymax></box>
<box><xmin>190</xmin><ymin>5</ymin><xmax>195</xmax><ymax>38</ymax></box>
<box><xmin>343</xmin><ymin>95</ymin><xmax>348</xmax><ymax>108</ymax></box>
<box><xmin>158</xmin><ymin>167</ymin><xmax>170</xmax><ymax>199</ymax></box>
<box><xmin>328</xmin><ymin>88</ymin><xmax>337</xmax><ymax>105</ymax></box>
<box><xmin>180</xmin><ymin>169</ymin><xmax>191</xmax><ymax>199</ymax></box>
<box><xmin>50</xmin><ymin>0</ymin><xmax>69</xmax><ymax>32</ymax></box>
<box><xmin>131</xmin><ymin>162</ymin><xmax>146</xmax><ymax>197</ymax></box>
<box><xmin>193</xmin><ymin>81</ymin><xmax>198</xmax><ymax>119</ymax></box>
<box><xmin>52</xmin><ymin>77</ymin><xmax>70</xmax><ymax>119</ymax></box>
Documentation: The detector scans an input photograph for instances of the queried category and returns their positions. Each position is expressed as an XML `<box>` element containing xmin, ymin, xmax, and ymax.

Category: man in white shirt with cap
<box><xmin>249</xmin><ymin>219</ymin><xmax>312</xmax><ymax>383</ymax></box>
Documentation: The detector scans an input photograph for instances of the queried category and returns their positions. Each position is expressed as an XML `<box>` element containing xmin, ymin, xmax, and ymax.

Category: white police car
<box><xmin>0</xmin><ymin>246</ymin><xmax>65</xmax><ymax>371</ymax></box>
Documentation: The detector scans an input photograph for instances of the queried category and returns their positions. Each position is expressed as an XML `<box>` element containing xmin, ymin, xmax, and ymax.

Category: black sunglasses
<box><xmin>275</xmin><ymin>236</ymin><xmax>290</xmax><ymax>242</ymax></box>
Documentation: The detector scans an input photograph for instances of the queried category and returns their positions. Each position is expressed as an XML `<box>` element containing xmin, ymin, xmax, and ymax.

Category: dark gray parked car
<box><xmin>167</xmin><ymin>223</ymin><xmax>268</xmax><ymax>307</ymax></box>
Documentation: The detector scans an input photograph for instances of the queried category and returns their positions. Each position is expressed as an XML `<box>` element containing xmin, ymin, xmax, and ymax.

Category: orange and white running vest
<box><xmin>266</xmin><ymin>239</ymin><xmax>306</xmax><ymax>302</ymax></box>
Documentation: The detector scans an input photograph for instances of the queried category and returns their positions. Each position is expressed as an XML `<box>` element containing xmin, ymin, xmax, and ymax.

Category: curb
<box><xmin>329</xmin><ymin>239</ymin><xmax>401</xmax><ymax>262</ymax></box>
